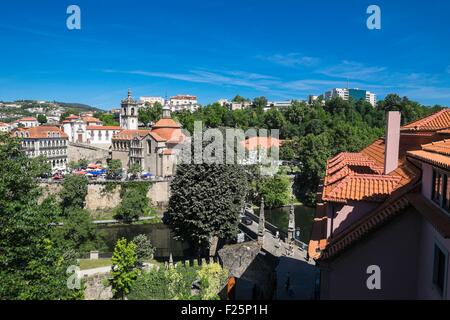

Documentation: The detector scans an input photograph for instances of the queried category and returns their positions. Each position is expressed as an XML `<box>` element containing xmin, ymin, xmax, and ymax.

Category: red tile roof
<box><xmin>241</xmin><ymin>136</ymin><xmax>282</xmax><ymax>151</ymax></box>
<box><xmin>15</xmin><ymin>117</ymin><xmax>38</xmax><ymax>122</ymax></box>
<box><xmin>402</xmin><ymin>108</ymin><xmax>450</xmax><ymax>132</ymax></box>
<box><xmin>407</xmin><ymin>140</ymin><xmax>450</xmax><ymax>170</ymax></box>
<box><xmin>112</xmin><ymin>129</ymin><xmax>166</xmax><ymax>142</ymax></box>
<box><xmin>86</xmin><ymin>126</ymin><xmax>122</xmax><ymax>131</ymax></box>
<box><xmin>13</xmin><ymin>126</ymin><xmax>68</xmax><ymax>139</ymax></box>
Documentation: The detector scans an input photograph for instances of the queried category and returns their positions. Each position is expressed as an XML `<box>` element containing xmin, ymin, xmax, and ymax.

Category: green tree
<box><xmin>128</xmin><ymin>162</ymin><xmax>142</xmax><ymax>178</ymax></box>
<box><xmin>0</xmin><ymin>134</ymin><xmax>82</xmax><ymax>300</ymax></box>
<box><xmin>52</xmin><ymin>208</ymin><xmax>106</xmax><ymax>256</ymax></box>
<box><xmin>115</xmin><ymin>182</ymin><xmax>151</xmax><ymax>222</ymax></box>
<box><xmin>110</xmin><ymin>238</ymin><xmax>139</xmax><ymax>299</ymax></box>
<box><xmin>132</xmin><ymin>234</ymin><xmax>155</xmax><ymax>266</ymax></box>
<box><xmin>257</xmin><ymin>174</ymin><xmax>291</xmax><ymax>209</ymax></box>
<box><xmin>37</xmin><ymin>114</ymin><xmax>47</xmax><ymax>124</ymax></box>
<box><xmin>60</xmin><ymin>174</ymin><xmax>89</xmax><ymax>214</ymax></box>
<box><xmin>139</xmin><ymin>102</ymin><xmax>163</xmax><ymax>126</ymax></box>
<box><xmin>108</xmin><ymin>159</ymin><xmax>123</xmax><ymax>178</ymax></box>
<box><xmin>167</xmin><ymin>162</ymin><xmax>248</xmax><ymax>254</ymax></box>
<box><xmin>253</xmin><ymin>96</ymin><xmax>268</xmax><ymax>109</ymax></box>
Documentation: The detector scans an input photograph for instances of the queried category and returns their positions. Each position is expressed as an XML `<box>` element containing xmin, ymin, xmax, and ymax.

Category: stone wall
<box><xmin>39</xmin><ymin>179</ymin><xmax>171</xmax><ymax>212</ymax></box>
<box><xmin>83</xmin><ymin>273</ymin><xmax>112</xmax><ymax>300</ymax></box>
<box><xmin>68</xmin><ymin>142</ymin><xmax>110</xmax><ymax>164</ymax></box>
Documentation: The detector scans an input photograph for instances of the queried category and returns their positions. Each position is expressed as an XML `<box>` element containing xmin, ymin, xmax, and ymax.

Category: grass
<box><xmin>79</xmin><ymin>258</ymin><xmax>112</xmax><ymax>270</ymax></box>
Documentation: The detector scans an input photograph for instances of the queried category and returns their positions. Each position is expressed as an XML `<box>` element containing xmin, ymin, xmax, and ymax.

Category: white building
<box><xmin>120</xmin><ymin>89</ymin><xmax>140</xmax><ymax>130</ymax></box>
<box><xmin>139</xmin><ymin>96</ymin><xmax>165</xmax><ymax>106</ymax></box>
<box><xmin>86</xmin><ymin>126</ymin><xmax>122</xmax><ymax>147</ymax></box>
<box><xmin>12</xmin><ymin>126</ymin><xmax>69</xmax><ymax>171</ymax></box>
<box><xmin>13</xmin><ymin>117</ymin><xmax>39</xmax><ymax>128</ymax></box>
<box><xmin>169</xmin><ymin>95</ymin><xmax>200</xmax><ymax>112</ymax></box>
<box><xmin>217</xmin><ymin>99</ymin><xmax>230</xmax><ymax>107</ymax></box>
<box><xmin>63</xmin><ymin>114</ymin><xmax>120</xmax><ymax>147</ymax></box>
<box><xmin>324</xmin><ymin>88</ymin><xmax>377</xmax><ymax>107</ymax></box>
<box><xmin>0</xmin><ymin>122</ymin><xmax>10</xmax><ymax>132</ymax></box>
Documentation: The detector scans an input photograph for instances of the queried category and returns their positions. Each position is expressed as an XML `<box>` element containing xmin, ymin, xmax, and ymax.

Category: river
<box><xmin>98</xmin><ymin>205</ymin><xmax>315</xmax><ymax>257</ymax></box>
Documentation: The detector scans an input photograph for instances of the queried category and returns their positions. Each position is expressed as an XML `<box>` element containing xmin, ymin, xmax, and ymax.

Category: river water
<box><xmin>99</xmin><ymin>205</ymin><xmax>315</xmax><ymax>256</ymax></box>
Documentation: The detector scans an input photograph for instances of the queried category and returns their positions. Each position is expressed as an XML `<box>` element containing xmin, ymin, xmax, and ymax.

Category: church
<box><xmin>111</xmin><ymin>90</ymin><xmax>187</xmax><ymax>177</ymax></box>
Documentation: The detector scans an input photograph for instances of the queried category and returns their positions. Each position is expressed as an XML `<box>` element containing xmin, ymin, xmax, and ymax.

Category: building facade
<box><xmin>12</xmin><ymin>126</ymin><xmax>69</xmax><ymax>170</ymax></box>
<box><xmin>13</xmin><ymin>117</ymin><xmax>39</xmax><ymax>128</ymax></box>
<box><xmin>309</xmin><ymin>109</ymin><xmax>450</xmax><ymax>300</ymax></box>
<box><xmin>111</xmin><ymin>105</ymin><xmax>186</xmax><ymax>177</ymax></box>
<box><xmin>324</xmin><ymin>88</ymin><xmax>377</xmax><ymax>107</ymax></box>
<box><xmin>120</xmin><ymin>89</ymin><xmax>140</xmax><ymax>130</ymax></box>
<box><xmin>169</xmin><ymin>95</ymin><xmax>199</xmax><ymax>112</ymax></box>
<box><xmin>139</xmin><ymin>96</ymin><xmax>165</xmax><ymax>106</ymax></box>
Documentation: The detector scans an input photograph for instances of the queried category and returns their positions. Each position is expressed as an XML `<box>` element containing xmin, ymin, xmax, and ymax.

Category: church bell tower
<box><xmin>120</xmin><ymin>89</ymin><xmax>139</xmax><ymax>130</ymax></box>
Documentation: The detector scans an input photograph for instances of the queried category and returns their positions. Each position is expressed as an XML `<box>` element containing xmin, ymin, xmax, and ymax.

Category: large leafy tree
<box><xmin>60</xmin><ymin>174</ymin><xmax>89</xmax><ymax>214</ymax></box>
<box><xmin>110</xmin><ymin>238</ymin><xmax>139</xmax><ymax>300</ymax></box>
<box><xmin>138</xmin><ymin>102</ymin><xmax>163</xmax><ymax>126</ymax></box>
<box><xmin>167</xmin><ymin>129</ymin><xmax>249</xmax><ymax>253</ymax></box>
<box><xmin>168</xmin><ymin>163</ymin><xmax>248</xmax><ymax>253</ymax></box>
<box><xmin>0</xmin><ymin>134</ymin><xmax>81</xmax><ymax>300</ymax></box>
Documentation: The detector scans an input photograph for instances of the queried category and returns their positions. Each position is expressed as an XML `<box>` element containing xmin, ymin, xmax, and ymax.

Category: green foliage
<box><xmin>107</xmin><ymin>159</ymin><xmax>123</xmax><ymax>178</ymax></box>
<box><xmin>115</xmin><ymin>182</ymin><xmax>152</xmax><ymax>222</ymax></box>
<box><xmin>167</xmin><ymin>162</ymin><xmax>248</xmax><ymax>252</ymax></box>
<box><xmin>128</xmin><ymin>263</ymin><xmax>227</xmax><ymax>300</ymax></box>
<box><xmin>132</xmin><ymin>234</ymin><xmax>155</xmax><ymax>266</ymax></box>
<box><xmin>128</xmin><ymin>162</ymin><xmax>142</xmax><ymax>177</ymax></box>
<box><xmin>60</xmin><ymin>174</ymin><xmax>89</xmax><ymax>214</ymax></box>
<box><xmin>94</xmin><ymin>112</ymin><xmax>119</xmax><ymax>126</ymax></box>
<box><xmin>37</xmin><ymin>114</ymin><xmax>47</xmax><ymax>124</ymax></box>
<box><xmin>110</xmin><ymin>238</ymin><xmax>139</xmax><ymax>299</ymax></box>
<box><xmin>138</xmin><ymin>102</ymin><xmax>163</xmax><ymax>126</ymax></box>
<box><xmin>0</xmin><ymin>134</ymin><xmax>82</xmax><ymax>299</ymax></box>
<box><xmin>256</xmin><ymin>174</ymin><xmax>291</xmax><ymax>209</ymax></box>
<box><xmin>52</xmin><ymin>208</ymin><xmax>106</xmax><ymax>256</ymax></box>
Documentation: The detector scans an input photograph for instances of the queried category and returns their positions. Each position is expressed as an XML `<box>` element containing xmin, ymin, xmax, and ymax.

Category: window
<box><xmin>432</xmin><ymin>169</ymin><xmax>450</xmax><ymax>214</ymax></box>
<box><xmin>433</xmin><ymin>243</ymin><xmax>448</xmax><ymax>298</ymax></box>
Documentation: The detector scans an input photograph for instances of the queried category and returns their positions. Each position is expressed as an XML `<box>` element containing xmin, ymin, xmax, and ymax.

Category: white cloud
<box><xmin>318</xmin><ymin>60</ymin><xmax>387</xmax><ymax>81</ymax></box>
<box><xmin>259</xmin><ymin>53</ymin><xmax>319</xmax><ymax>67</ymax></box>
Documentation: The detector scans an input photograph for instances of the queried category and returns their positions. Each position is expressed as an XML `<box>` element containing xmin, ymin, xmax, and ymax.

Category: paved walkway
<box><xmin>241</xmin><ymin>219</ymin><xmax>319</xmax><ymax>300</ymax></box>
<box><xmin>77</xmin><ymin>262</ymin><xmax>155</xmax><ymax>277</ymax></box>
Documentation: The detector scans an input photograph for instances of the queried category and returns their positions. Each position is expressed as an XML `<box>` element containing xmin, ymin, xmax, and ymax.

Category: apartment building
<box><xmin>324</xmin><ymin>88</ymin><xmax>377</xmax><ymax>107</ymax></box>
<box><xmin>169</xmin><ymin>95</ymin><xmax>199</xmax><ymax>112</ymax></box>
<box><xmin>12</xmin><ymin>126</ymin><xmax>69</xmax><ymax>170</ymax></box>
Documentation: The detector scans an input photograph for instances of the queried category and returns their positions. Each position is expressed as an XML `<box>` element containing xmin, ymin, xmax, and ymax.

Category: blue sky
<box><xmin>0</xmin><ymin>0</ymin><xmax>449</xmax><ymax>109</ymax></box>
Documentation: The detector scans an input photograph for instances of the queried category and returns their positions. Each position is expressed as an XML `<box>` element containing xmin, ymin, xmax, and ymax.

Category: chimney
<box><xmin>384</xmin><ymin>111</ymin><xmax>401</xmax><ymax>175</ymax></box>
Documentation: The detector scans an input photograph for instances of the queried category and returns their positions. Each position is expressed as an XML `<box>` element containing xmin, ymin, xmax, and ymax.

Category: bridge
<box><xmin>238</xmin><ymin>205</ymin><xmax>312</xmax><ymax>263</ymax></box>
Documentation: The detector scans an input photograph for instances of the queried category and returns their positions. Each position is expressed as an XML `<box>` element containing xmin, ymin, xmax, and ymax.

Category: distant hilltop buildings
<box><xmin>138</xmin><ymin>94</ymin><xmax>200</xmax><ymax>113</ymax></box>
<box><xmin>324</xmin><ymin>87</ymin><xmax>377</xmax><ymax>107</ymax></box>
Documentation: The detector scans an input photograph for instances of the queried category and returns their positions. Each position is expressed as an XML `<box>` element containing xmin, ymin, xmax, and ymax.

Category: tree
<box><xmin>115</xmin><ymin>182</ymin><xmax>151</xmax><ymax>222</ymax></box>
<box><xmin>253</xmin><ymin>96</ymin><xmax>268</xmax><ymax>109</ymax></box>
<box><xmin>197</xmin><ymin>263</ymin><xmax>229</xmax><ymax>300</ymax></box>
<box><xmin>94</xmin><ymin>112</ymin><xmax>119</xmax><ymax>126</ymax></box>
<box><xmin>52</xmin><ymin>208</ymin><xmax>106</xmax><ymax>256</ymax></box>
<box><xmin>231</xmin><ymin>95</ymin><xmax>249</xmax><ymax>103</ymax></box>
<box><xmin>295</xmin><ymin>133</ymin><xmax>333</xmax><ymax>206</ymax></box>
<box><xmin>60</xmin><ymin>174</ymin><xmax>89</xmax><ymax>214</ymax></box>
<box><xmin>167</xmin><ymin>162</ymin><xmax>248</xmax><ymax>254</ymax></box>
<box><xmin>110</xmin><ymin>238</ymin><xmax>139</xmax><ymax>299</ymax></box>
<box><xmin>108</xmin><ymin>159</ymin><xmax>123</xmax><ymax>179</ymax></box>
<box><xmin>128</xmin><ymin>162</ymin><xmax>142</xmax><ymax>178</ymax></box>
<box><xmin>139</xmin><ymin>102</ymin><xmax>163</xmax><ymax>126</ymax></box>
<box><xmin>0</xmin><ymin>134</ymin><xmax>82</xmax><ymax>299</ymax></box>
<box><xmin>256</xmin><ymin>174</ymin><xmax>291</xmax><ymax>209</ymax></box>
<box><xmin>37</xmin><ymin>114</ymin><xmax>47</xmax><ymax>124</ymax></box>
<box><xmin>132</xmin><ymin>234</ymin><xmax>155</xmax><ymax>266</ymax></box>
